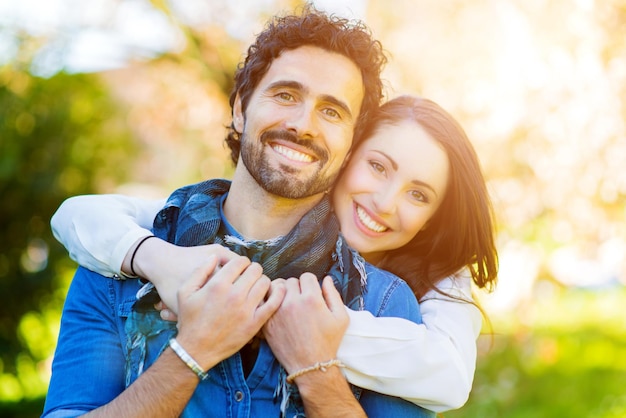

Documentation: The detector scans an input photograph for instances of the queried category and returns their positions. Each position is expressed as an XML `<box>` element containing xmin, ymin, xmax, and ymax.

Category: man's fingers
<box><xmin>255</xmin><ymin>279</ymin><xmax>286</xmax><ymax>322</ymax></box>
<box><xmin>247</xmin><ymin>274</ymin><xmax>271</xmax><ymax>306</ymax></box>
<box><xmin>321</xmin><ymin>275</ymin><xmax>344</xmax><ymax>313</ymax></box>
<box><xmin>283</xmin><ymin>277</ymin><xmax>302</xmax><ymax>298</ymax></box>
<box><xmin>298</xmin><ymin>272</ymin><xmax>322</xmax><ymax>296</ymax></box>
<box><xmin>211</xmin><ymin>244</ymin><xmax>240</xmax><ymax>266</ymax></box>
<box><xmin>212</xmin><ymin>256</ymin><xmax>253</xmax><ymax>284</ymax></box>
<box><xmin>179</xmin><ymin>255</ymin><xmax>219</xmax><ymax>296</ymax></box>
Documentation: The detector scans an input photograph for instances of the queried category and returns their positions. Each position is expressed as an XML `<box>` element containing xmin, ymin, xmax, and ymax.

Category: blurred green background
<box><xmin>0</xmin><ymin>0</ymin><xmax>624</xmax><ymax>417</ymax></box>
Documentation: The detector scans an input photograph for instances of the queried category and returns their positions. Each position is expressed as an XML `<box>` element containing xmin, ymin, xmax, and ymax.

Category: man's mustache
<box><xmin>260</xmin><ymin>130</ymin><xmax>328</xmax><ymax>163</ymax></box>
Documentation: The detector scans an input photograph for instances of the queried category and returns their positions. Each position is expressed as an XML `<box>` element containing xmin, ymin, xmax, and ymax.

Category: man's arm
<box><xmin>45</xmin><ymin>256</ymin><xmax>285</xmax><ymax>417</ymax></box>
<box><xmin>264</xmin><ymin>271</ymin><xmax>437</xmax><ymax>417</ymax></box>
<box><xmin>43</xmin><ymin>266</ymin><xmax>197</xmax><ymax>418</ymax></box>
<box><xmin>290</xmin><ymin>365</ymin><xmax>366</xmax><ymax>418</ymax></box>
<box><xmin>264</xmin><ymin>275</ymin><xmax>366</xmax><ymax>418</ymax></box>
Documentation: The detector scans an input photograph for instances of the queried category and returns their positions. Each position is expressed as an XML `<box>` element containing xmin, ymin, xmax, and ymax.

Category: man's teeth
<box><xmin>273</xmin><ymin>144</ymin><xmax>313</xmax><ymax>162</ymax></box>
<box><xmin>356</xmin><ymin>205</ymin><xmax>387</xmax><ymax>232</ymax></box>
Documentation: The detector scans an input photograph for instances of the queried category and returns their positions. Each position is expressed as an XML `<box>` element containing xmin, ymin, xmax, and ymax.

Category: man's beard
<box><xmin>240</xmin><ymin>129</ymin><xmax>338</xmax><ymax>199</ymax></box>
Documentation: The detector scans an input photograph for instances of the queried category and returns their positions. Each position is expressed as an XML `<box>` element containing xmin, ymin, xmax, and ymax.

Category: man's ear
<box><xmin>233</xmin><ymin>93</ymin><xmax>244</xmax><ymax>133</ymax></box>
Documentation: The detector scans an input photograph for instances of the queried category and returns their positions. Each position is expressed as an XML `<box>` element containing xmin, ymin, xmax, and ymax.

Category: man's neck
<box><xmin>223</xmin><ymin>167</ymin><xmax>324</xmax><ymax>241</ymax></box>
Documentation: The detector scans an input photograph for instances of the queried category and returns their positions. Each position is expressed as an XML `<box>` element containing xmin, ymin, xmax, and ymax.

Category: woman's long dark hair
<box><xmin>356</xmin><ymin>95</ymin><xmax>498</xmax><ymax>300</ymax></box>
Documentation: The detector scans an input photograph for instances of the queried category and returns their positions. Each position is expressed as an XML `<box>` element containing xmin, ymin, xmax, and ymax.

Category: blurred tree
<box><xmin>0</xmin><ymin>3</ymin><xmax>254</xmax><ymax>414</ymax></box>
<box><xmin>0</xmin><ymin>65</ymin><xmax>136</xmax><ymax>410</ymax></box>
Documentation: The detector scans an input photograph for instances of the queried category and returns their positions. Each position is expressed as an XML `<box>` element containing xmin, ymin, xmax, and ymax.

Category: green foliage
<box><xmin>445</xmin><ymin>288</ymin><xmax>626</xmax><ymax>418</ymax></box>
<box><xmin>0</xmin><ymin>67</ymin><xmax>136</xmax><ymax>408</ymax></box>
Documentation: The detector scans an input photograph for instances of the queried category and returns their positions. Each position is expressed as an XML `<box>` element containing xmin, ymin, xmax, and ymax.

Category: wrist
<box><xmin>122</xmin><ymin>235</ymin><xmax>162</xmax><ymax>280</ymax></box>
<box><xmin>286</xmin><ymin>359</ymin><xmax>346</xmax><ymax>384</ymax></box>
<box><xmin>168</xmin><ymin>338</ymin><xmax>209</xmax><ymax>381</ymax></box>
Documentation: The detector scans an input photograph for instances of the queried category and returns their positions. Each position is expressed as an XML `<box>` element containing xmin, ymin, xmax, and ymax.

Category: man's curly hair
<box><xmin>224</xmin><ymin>4</ymin><xmax>387</xmax><ymax>164</ymax></box>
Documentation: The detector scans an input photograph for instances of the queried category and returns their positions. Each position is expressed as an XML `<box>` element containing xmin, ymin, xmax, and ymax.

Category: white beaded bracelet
<box><xmin>286</xmin><ymin>359</ymin><xmax>346</xmax><ymax>384</ymax></box>
<box><xmin>169</xmin><ymin>338</ymin><xmax>209</xmax><ymax>381</ymax></box>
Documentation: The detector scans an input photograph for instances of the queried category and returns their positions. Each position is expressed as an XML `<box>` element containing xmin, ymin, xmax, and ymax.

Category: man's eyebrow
<box><xmin>320</xmin><ymin>94</ymin><xmax>353</xmax><ymax>121</ymax></box>
<box><xmin>267</xmin><ymin>80</ymin><xmax>305</xmax><ymax>92</ymax></box>
<box><xmin>266</xmin><ymin>80</ymin><xmax>353</xmax><ymax>121</ymax></box>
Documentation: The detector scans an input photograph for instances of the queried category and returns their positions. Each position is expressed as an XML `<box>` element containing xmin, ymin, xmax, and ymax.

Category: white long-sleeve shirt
<box><xmin>50</xmin><ymin>194</ymin><xmax>482</xmax><ymax>412</ymax></box>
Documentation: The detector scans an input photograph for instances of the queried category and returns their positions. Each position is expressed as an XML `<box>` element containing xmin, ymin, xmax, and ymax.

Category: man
<box><xmin>44</xmin><ymin>6</ymin><xmax>431</xmax><ymax>417</ymax></box>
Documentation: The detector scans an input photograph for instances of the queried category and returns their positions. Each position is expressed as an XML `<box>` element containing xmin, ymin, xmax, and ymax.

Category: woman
<box><xmin>51</xmin><ymin>95</ymin><xmax>497</xmax><ymax>412</ymax></box>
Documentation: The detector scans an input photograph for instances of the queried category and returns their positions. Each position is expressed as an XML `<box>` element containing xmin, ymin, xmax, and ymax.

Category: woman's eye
<box><xmin>369</xmin><ymin>161</ymin><xmax>385</xmax><ymax>174</ymax></box>
<box><xmin>409</xmin><ymin>190</ymin><xmax>428</xmax><ymax>203</ymax></box>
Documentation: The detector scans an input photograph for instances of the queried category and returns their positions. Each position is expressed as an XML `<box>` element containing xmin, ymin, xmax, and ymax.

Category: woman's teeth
<box><xmin>356</xmin><ymin>205</ymin><xmax>387</xmax><ymax>232</ymax></box>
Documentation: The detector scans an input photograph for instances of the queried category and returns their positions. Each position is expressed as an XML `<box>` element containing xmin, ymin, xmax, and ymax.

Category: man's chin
<box><xmin>259</xmin><ymin>176</ymin><xmax>327</xmax><ymax>200</ymax></box>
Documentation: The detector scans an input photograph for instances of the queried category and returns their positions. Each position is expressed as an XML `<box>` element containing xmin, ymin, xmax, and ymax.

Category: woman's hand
<box><xmin>124</xmin><ymin>238</ymin><xmax>239</xmax><ymax>313</ymax></box>
<box><xmin>155</xmin><ymin>300</ymin><xmax>178</xmax><ymax>322</ymax></box>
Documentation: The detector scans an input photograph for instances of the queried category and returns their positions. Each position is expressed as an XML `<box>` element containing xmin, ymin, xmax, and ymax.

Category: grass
<box><xmin>445</xmin><ymin>285</ymin><xmax>626</xmax><ymax>418</ymax></box>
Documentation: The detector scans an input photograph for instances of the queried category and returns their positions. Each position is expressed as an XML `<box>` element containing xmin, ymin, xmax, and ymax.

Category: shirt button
<box><xmin>234</xmin><ymin>391</ymin><xmax>244</xmax><ymax>402</ymax></box>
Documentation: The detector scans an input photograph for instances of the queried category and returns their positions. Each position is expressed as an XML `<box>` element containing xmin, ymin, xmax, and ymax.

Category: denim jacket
<box><xmin>43</xmin><ymin>265</ymin><xmax>434</xmax><ymax>417</ymax></box>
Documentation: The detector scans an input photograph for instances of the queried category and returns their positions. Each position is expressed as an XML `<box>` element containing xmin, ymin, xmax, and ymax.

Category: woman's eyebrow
<box><xmin>411</xmin><ymin>179</ymin><xmax>437</xmax><ymax>197</ymax></box>
<box><xmin>373</xmin><ymin>150</ymin><xmax>398</xmax><ymax>170</ymax></box>
<box><xmin>373</xmin><ymin>150</ymin><xmax>438</xmax><ymax>197</ymax></box>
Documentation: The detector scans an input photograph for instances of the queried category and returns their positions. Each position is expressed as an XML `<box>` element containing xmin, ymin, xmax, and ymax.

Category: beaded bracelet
<box><xmin>129</xmin><ymin>235</ymin><xmax>157</xmax><ymax>276</ymax></box>
<box><xmin>286</xmin><ymin>359</ymin><xmax>346</xmax><ymax>384</ymax></box>
<box><xmin>169</xmin><ymin>338</ymin><xmax>209</xmax><ymax>381</ymax></box>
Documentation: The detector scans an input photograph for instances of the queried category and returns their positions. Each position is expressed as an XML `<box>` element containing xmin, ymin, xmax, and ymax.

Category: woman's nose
<box><xmin>372</xmin><ymin>188</ymin><xmax>397</xmax><ymax>215</ymax></box>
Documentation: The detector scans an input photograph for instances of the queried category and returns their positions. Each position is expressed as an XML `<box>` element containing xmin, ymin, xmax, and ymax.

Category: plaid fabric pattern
<box><xmin>124</xmin><ymin>179</ymin><xmax>366</xmax><ymax>415</ymax></box>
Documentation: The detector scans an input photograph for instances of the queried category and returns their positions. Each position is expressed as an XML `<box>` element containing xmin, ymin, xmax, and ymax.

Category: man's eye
<box><xmin>323</xmin><ymin>108</ymin><xmax>340</xmax><ymax>119</ymax></box>
<box><xmin>276</xmin><ymin>92</ymin><xmax>294</xmax><ymax>101</ymax></box>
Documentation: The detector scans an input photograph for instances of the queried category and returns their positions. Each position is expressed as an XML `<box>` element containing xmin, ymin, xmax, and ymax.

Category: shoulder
<box><xmin>362</xmin><ymin>263</ymin><xmax>421</xmax><ymax>322</ymax></box>
<box><xmin>66</xmin><ymin>267</ymin><xmax>140</xmax><ymax>316</ymax></box>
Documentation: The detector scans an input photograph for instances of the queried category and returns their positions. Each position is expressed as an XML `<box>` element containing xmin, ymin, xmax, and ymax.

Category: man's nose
<box><xmin>284</xmin><ymin>103</ymin><xmax>319</xmax><ymax>139</ymax></box>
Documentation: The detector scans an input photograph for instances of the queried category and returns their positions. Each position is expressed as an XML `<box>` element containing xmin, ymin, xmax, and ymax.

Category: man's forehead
<box><xmin>261</xmin><ymin>46</ymin><xmax>364</xmax><ymax>116</ymax></box>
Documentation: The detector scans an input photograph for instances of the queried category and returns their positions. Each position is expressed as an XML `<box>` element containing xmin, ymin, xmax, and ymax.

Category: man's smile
<box><xmin>270</xmin><ymin>143</ymin><xmax>315</xmax><ymax>163</ymax></box>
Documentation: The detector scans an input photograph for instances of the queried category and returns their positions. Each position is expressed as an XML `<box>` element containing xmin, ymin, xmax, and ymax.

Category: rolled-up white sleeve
<box><xmin>338</xmin><ymin>274</ymin><xmax>481</xmax><ymax>412</ymax></box>
<box><xmin>50</xmin><ymin>195</ymin><xmax>166</xmax><ymax>277</ymax></box>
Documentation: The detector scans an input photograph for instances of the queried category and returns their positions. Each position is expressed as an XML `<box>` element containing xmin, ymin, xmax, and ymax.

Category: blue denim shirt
<box><xmin>43</xmin><ymin>265</ymin><xmax>434</xmax><ymax>417</ymax></box>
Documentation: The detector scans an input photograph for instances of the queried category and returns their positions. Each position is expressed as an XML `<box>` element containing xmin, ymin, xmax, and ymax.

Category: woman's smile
<box><xmin>355</xmin><ymin>203</ymin><xmax>389</xmax><ymax>234</ymax></box>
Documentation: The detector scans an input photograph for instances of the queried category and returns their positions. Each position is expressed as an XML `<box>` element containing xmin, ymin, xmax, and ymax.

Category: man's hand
<box><xmin>264</xmin><ymin>275</ymin><xmax>365</xmax><ymax>418</ymax></box>
<box><xmin>175</xmin><ymin>255</ymin><xmax>286</xmax><ymax>371</ymax></box>
<box><xmin>125</xmin><ymin>238</ymin><xmax>239</xmax><ymax>313</ymax></box>
<box><xmin>263</xmin><ymin>274</ymin><xmax>348</xmax><ymax>374</ymax></box>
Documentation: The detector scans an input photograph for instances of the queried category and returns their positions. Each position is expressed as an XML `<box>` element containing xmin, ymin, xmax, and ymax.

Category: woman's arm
<box><xmin>51</xmin><ymin>195</ymin><xmax>480</xmax><ymax>411</ymax></box>
<box><xmin>339</xmin><ymin>274</ymin><xmax>481</xmax><ymax>412</ymax></box>
<box><xmin>50</xmin><ymin>194</ymin><xmax>165</xmax><ymax>277</ymax></box>
<box><xmin>50</xmin><ymin>194</ymin><xmax>238</xmax><ymax>311</ymax></box>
